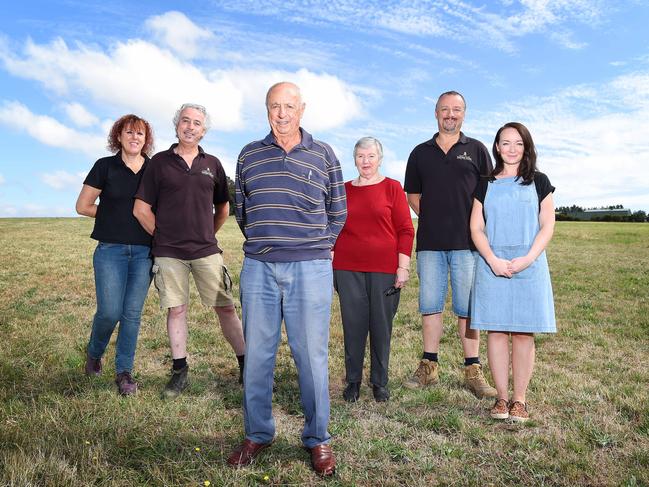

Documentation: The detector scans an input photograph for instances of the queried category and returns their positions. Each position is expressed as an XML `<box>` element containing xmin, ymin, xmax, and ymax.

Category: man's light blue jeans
<box><xmin>240</xmin><ymin>257</ymin><xmax>333</xmax><ymax>448</ymax></box>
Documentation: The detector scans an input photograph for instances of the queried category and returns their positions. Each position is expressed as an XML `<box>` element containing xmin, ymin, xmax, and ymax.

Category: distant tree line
<box><xmin>556</xmin><ymin>204</ymin><xmax>648</xmax><ymax>222</ymax></box>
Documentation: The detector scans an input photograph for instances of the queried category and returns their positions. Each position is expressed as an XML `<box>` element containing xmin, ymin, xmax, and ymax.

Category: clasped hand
<box><xmin>488</xmin><ymin>256</ymin><xmax>532</xmax><ymax>278</ymax></box>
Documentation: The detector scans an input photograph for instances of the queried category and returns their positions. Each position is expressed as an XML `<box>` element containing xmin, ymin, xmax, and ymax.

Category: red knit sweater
<box><xmin>333</xmin><ymin>178</ymin><xmax>414</xmax><ymax>273</ymax></box>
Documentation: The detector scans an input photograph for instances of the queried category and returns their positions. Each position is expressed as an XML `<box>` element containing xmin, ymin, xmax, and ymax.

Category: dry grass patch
<box><xmin>1</xmin><ymin>218</ymin><xmax>648</xmax><ymax>486</ymax></box>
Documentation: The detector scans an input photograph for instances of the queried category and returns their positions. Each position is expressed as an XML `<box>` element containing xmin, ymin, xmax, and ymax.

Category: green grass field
<box><xmin>1</xmin><ymin>218</ymin><xmax>648</xmax><ymax>486</ymax></box>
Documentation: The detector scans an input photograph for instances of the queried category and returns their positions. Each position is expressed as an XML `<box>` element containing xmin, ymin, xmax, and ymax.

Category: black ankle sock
<box><xmin>173</xmin><ymin>357</ymin><xmax>187</xmax><ymax>371</ymax></box>
<box><xmin>422</xmin><ymin>352</ymin><xmax>438</xmax><ymax>362</ymax></box>
<box><xmin>464</xmin><ymin>357</ymin><xmax>480</xmax><ymax>366</ymax></box>
<box><xmin>236</xmin><ymin>354</ymin><xmax>244</xmax><ymax>368</ymax></box>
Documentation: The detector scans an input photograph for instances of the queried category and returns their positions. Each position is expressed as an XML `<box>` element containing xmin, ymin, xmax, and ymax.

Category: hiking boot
<box><xmin>509</xmin><ymin>401</ymin><xmax>530</xmax><ymax>423</ymax></box>
<box><xmin>84</xmin><ymin>352</ymin><xmax>102</xmax><ymax>376</ymax></box>
<box><xmin>162</xmin><ymin>365</ymin><xmax>189</xmax><ymax>399</ymax></box>
<box><xmin>490</xmin><ymin>398</ymin><xmax>509</xmax><ymax>419</ymax></box>
<box><xmin>464</xmin><ymin>364</ymin><xmax>497</xmax><ymax>398</ymax></box>
<box><xmin>115</xmin><ymin>371</ymin><xmax>138</xmax><ymax>396</ymax></box>
<box><xmin>404</xmin><ymin>359</ymin><xmax>439</xmax><ymax>389</ymax></box>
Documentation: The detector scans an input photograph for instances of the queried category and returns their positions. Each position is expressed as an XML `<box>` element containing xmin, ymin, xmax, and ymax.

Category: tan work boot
<box><xmin>404</xmin><ymin>359</ymin><xmax>439</xmax><ymax>389</ymax></box>
<box><xmin>464</xmin><ymin>363</ymin><xmax>497</xmax><ymax>398</ymax></box>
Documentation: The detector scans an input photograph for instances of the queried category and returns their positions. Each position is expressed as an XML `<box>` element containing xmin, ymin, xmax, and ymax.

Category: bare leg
<box><xmin>511</xmin><ymin>332</ymin><xmax>535</xmax><ymax>403</ymax></box>
<box><xmin>167</xmin><ymin>305</ymin><xmax>188</xmax><ymax>359</ymax></box>
<box><xmin>422</xmin><ymin>313</ymin><xmax>443</xmax><ymax>353</ymax></box>
<box><xmin>214</xmin><ymin>304</ymin><xmax>245</xmax><ymax>356</ymax></box>
<box><xmin>487</xmin><ymin>331</ymin><xmax>510</xmax><ymax>400</ymax></box>
<box><xmin>458</xmin><ymin>316</ymin><xmax>480</xmax><ymax>358</ymax></box>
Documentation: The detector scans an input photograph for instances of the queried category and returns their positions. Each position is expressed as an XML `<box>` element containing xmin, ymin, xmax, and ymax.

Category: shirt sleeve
<box><xmin>212</xmin><ymin>159</ymin><xmax>230</xmax><ymax>205</ymax></box>
<box><xmin>477</xmin><ymin>141</ymin><xmax>493</xmax><ymax>176</ymax></box>
<box><xmin>534</xmin><ymin>172</ymin><xmax>555</xmax><ymax>204</ymax></box>
<box><xmin>390</xmin><ymin>180</ymin><xmax>415</xmax><ymax>256</ymax></box>
<box><xmin>474</xmin><ymin>179</ymin><xmax>489</xmax><ymax>204</ymax></box>
<box><xmin>403</xmin><ymin>148</ymin><xmax>421</xmax><ymax>194</ymax></box>
<box><xmin>234</xmin><ymin>150</ymin><xmax>246</xmax><ymax>235</ymax></box>
<box><xmin>134</xmin><ymin>157</ymin><xmax>158</xmax><ymax>207</ymax></box>
<box><xmin>324</xmin><ymin>144</ymin><xmax>347</xmax><ymax>247</ymax></box>
<box><xmin>83</xmin><ymin>158</ymin><xmax>108</xmax><ymax>190</ymax></box>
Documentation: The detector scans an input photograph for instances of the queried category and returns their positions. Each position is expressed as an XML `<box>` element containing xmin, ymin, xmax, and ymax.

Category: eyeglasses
<box><xmin>384</xmin><ymin>286</ymin><xmax>401</xmax><ymax>296</ymax></box>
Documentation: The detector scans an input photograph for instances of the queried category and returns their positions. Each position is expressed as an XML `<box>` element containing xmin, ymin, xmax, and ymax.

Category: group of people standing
<box><xmin>76</xmin><ymin>83</ymin><xmax>556</xmax><ymax>476</ymax></box>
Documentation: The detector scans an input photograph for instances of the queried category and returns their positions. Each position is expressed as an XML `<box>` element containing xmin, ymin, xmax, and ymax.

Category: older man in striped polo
<box><xmin>227</xmin><ymin>81</ymin><xmax>346</xmax><ymax>476</ymax></box>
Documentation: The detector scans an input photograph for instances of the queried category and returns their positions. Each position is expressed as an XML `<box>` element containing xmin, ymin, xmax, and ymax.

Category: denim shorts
<box><xmin>416</xmin><ymin>250</ymin><xmax>477</xmax><ymax>317</ymax></box>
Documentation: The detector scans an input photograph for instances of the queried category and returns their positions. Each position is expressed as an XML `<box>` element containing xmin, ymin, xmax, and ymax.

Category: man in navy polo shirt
<box><xmin>227</xmin><ymin>82</ymin><xmax>346</xmax><ymax>476</ymax></box>
<box><xmin>404</xmin><ymin>91</ymin><xmax>497</xmax><ymax>399</ymax></box>
<box><xmin>133</xmin><ymin>103</ymin><xmax>245</xmax><ymax>399</ymax></box>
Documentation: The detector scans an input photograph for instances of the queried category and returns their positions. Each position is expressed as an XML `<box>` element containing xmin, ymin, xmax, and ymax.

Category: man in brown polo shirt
<box><xmin>133</xmin><ymin>103</ymin><xmax>245</xmax><ymax>399</ymax></box>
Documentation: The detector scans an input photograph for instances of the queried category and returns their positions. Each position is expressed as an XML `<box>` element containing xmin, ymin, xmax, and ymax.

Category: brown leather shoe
<box><xmin>309</xmin><ymin>444</ymin><xmax>336</xmax><ymax>477</ymax></box>
<box><xmin>227</xmin><ymin>439</ymin><xmax>271</xmax><ymax>468</ymax></box>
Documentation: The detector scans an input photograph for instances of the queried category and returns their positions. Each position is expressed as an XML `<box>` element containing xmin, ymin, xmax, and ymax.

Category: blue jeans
<box><xmin>417</xmin><ymin>250</ymin><xmax>477</xmax><ymax>317</ymax></box>
<box><xmin>240</xmin><ymin>257</ymin><xmax>333</xmax><ymax>448</ymax></box>
<box><xmin>87</xmin><ymin>243</ymin><xmax>152</xmax><ymax>373</ymax></box>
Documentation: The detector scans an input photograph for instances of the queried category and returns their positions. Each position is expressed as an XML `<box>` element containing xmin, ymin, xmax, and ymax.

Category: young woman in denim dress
<box><xmin>469</xmin><ymin>122</ymin><xmax>556</xmax><ymax>422</ymax></box>
<box><xmin>75</xmin><ymin>114</ymin><xmax>154</xmax><ymax>395</ymax></box>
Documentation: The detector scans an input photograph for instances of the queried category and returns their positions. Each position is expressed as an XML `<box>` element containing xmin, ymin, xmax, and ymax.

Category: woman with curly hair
<box><xmin>76</xmin><ymin>114</ymin><xmax>155</xmax><ymax>395</ymax></box>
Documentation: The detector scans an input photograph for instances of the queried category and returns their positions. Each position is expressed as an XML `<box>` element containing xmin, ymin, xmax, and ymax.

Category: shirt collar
<box><xmin>426</xmin><ymin>132</ymin><xmax>468</xmax><ymax>146</ymax></box>
<box><xmin>168</xmin><ymin>143</ymin><xmax>205</xmax><ymax>155</ymax></box>
<box><xmin>262</xmin><ymin>127</ymin><xmax>314</xmax><ymax>150</ymax></box>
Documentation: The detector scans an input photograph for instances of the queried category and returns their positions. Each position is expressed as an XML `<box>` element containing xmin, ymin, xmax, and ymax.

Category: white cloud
<box><xmin>218</xmin><ymin>0</ymin><xmax>606</xmax><ymax>52</ymax></box>
<box><xmin>468</xmin><ymin>74</ymin><xmax>649</xmax><ymax>209</ymax></box>
<box><xmin>145</xmin><ymin>11</ymin><xmax>214</xmax><ymax>59</ymax></box>
<box><xmin>41</xmin><ymin>170</ymin><xmax>86</xmax><ymax>190</ymax></box>
<box><xmin>0</xmin><ymin>29</ymin><xmax>362</xmax><ymax>136</ymax></box>
<box><xmin>0</xmin><ymin>101</ymin><xmax>106</xmax><ymax>155</ymax></box>
<box><xmin>63</xmin><ymin>102</ymin><xmax>99</xmax><ymax>127</ymax></box>
<box><xmin>0</xmin><ymin>173</ymin><xmax>5</xmax><ymax>184</ymax></box>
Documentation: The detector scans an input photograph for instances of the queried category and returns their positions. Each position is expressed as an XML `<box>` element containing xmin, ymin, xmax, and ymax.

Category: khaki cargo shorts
<box><xmin>152</xmin><ymin>253</ymin><xmax>234</xmax><ymax>309</ymax></box>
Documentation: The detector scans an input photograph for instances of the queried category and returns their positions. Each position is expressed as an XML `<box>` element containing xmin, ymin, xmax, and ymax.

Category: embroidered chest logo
<box><xmin>201</xmin><ymin>168</ymin><xmax>215</xmax><ymax>179</ymax></box>
<box><xmin>456</xmin><ymin>152</ymin><xmax>473</xmax><ymax>162</ymax></box>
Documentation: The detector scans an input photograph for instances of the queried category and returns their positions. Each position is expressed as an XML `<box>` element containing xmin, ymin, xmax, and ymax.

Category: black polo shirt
<box><xmin>83</xmin><ymin>152</ymin><xmax>152</xmax><ymax>246</ymax></box>
<box><xmin>404</xmin><ymin>132</ymin><xmax>492</xmax><ymax>251</ymax></box>
<box><xmin>135</xmin><ymin>144</ymin><xmax>230</xmax><ymax>260</ymax></box>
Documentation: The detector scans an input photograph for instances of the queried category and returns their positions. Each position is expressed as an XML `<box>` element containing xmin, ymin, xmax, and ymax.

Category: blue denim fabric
<box><xmin>470</xmin><ymin>177</ymin><xmax>556</xmax><ymax>332</ymax></box>
<box><xmin>87</xmin><ymin>243</ymin><xmax>152</xmax><ymax>373</ymax></box>
<box><xmin>416</xmin><ymin>250</ymin><xmax>477</xmax><ymax>317</ymax></box>
<box><xmin>240</xmin><ymin>257</ymin><xmax>333</xmax><ymax>448</ymax></box>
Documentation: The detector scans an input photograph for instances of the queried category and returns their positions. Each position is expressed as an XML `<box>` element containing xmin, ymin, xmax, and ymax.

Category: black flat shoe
<box><xmin>372</xmin><ymin>384</ymin><xmax>390</xmax><ymax>402</ymax></box>
<box><xmin>343</xmin><ymin>382</ymin><xmax>360</xmax><ymax>402</ymax></box>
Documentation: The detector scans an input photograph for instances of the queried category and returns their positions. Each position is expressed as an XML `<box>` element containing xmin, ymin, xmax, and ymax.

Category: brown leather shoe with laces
<box><xmin>309</xmin><ymin>444</ymin><xmax>336</xmax><ymax>477</ymax></box>
<box><xmin>227</xmin><ymin>439</ymin><xmax>272</xmax><ymax>468</ymax></box>
<box><xmin>84</xmin><ymin>352</ymin><xmax>102</xmax><ymax>376</ymax></box>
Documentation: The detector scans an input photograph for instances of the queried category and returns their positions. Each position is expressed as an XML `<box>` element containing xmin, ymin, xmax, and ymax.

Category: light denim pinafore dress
<box><xmin>470</xmin><ymin>176</ymin><xmax>556</xmax><ymax>333</ymax></box>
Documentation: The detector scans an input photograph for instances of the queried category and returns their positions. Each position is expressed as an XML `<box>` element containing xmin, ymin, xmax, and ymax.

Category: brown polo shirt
<box><xmin>135</xmin><ymin>144</ymin><xmax>230</xmax><ymax>260</ymax></box>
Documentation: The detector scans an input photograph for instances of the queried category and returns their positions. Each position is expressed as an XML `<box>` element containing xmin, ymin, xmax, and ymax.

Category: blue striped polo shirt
<box><xmin>235</xmin><ymin>129</ymin><xmax>347</xmax><ymax>262</ymax></box>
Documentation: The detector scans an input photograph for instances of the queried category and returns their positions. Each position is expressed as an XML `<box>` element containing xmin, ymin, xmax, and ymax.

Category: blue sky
<box><xmin>1</xmin><ymin>0</ymin><xmax>648</xmax><ymax>217</ymax></box>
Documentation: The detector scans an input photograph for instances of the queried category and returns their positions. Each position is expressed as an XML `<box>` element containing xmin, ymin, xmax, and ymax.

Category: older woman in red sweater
<box><xmin>333</xmin><ymin>137</ymin><xmax>414</xmax><ymax>402</ymax></box>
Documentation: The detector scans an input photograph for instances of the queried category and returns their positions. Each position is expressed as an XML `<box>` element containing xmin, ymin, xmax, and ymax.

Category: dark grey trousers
<box><xmin>334</xmin><ymin>270</ymin><xmax>400</xmax><ymax>387</ymax></box>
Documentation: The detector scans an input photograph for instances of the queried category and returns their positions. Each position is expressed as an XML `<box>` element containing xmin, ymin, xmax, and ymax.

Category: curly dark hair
<box><xmin>491</xmin><ymin>122</ymin><xmax>537</xmax><ymax>185</ymax></box>
<box><xmin>107</xmin><ymin>114</ymin><xmax>154</xmax><ymax>156</ymax></box>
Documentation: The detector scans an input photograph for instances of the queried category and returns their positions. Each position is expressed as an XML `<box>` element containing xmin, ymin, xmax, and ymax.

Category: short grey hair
<box><xmin>265</xmin><ymin>81</ymin><xmax>303</xmax><ymax>108</ymax></box>
<box><xmin>173</xmin><ymin>103</ymin><xmax>211</xmax><ymax>132</ymax></box>
<box><xmin>353</xmin><ymin>136</ymin><xmax>383</xmax><ymax>161</ymax></box>
<box><xmin>435</xmin><ymin>90</ymin><xmax>466</xmax><ymax>111</ymax></box>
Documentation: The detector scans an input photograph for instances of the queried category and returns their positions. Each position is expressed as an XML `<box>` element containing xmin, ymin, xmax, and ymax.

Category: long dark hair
<box><xmin>491</xmin><ymin>122</ymin><xmax>536</xmax><ymax>185</ymax></box>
